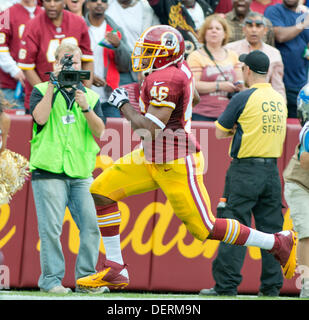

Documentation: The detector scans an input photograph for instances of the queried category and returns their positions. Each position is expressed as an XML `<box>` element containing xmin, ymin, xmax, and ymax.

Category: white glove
<box><xmin>299</xmin><ymin>121</ymin><xmax>309</xmax><ymax>145</ymax></box>
<box><xmin>108</xmin><ymin>88</ymin><xmax>129</xmax><ymax>109</ymax></box>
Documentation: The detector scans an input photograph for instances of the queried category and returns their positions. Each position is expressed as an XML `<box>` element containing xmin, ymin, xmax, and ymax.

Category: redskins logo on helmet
<box><xmin>131</xmin><ymin>25</ymin><xmax>185</xmax><ymax>73</ymax></box>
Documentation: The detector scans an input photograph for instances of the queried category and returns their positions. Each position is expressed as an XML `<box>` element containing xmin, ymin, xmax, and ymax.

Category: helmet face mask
<box><xmin>132</xmin><ymin>42</ymin><xmax>169</xmax><ymax>72</ymax></box>
<box><xmin>132</xmin><ymin>25</ymin><xmax>185</xmax><ymax>73</ymax></box>
<box><xmin>297</xmin><ymin>84</ymin><xmax>309</xmax><ymax>126</ymax></box>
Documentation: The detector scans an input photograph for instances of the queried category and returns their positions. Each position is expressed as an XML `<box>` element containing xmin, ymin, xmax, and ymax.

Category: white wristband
<box><xmin>145</xmin><ymin>113</ymin><xmax>166</xmax><ymax>130</ymax></box>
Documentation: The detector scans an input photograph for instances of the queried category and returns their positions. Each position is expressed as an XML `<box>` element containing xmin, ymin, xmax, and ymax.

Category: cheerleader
<box><xmin>0</xmin><ymin>91</ymin><xmax>29</xmax><ymax>205</ymax></box>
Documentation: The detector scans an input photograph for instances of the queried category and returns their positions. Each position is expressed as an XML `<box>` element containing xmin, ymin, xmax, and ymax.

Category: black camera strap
<box><xmin>60</xmin><ymin>87</ymin><xmax>76</xmax><ymax>111</ymax></box>
<box><xmin>203</xmin><ymin>44</ymin><xmax>229</xmax><ymax>82</ymax></box>
<box><xmin>50</xmin><ymin>86</ymin><xmax>76</xmax><ymax>112</ymax></box>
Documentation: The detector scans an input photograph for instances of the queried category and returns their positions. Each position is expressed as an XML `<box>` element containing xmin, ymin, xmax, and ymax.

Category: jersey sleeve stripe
<box><xmin>0</xmin><ymin>47</ymin><xmax>9</xmax><ymax>52</ymax></box>
<box><xmin>180</xmin><ymin>63</ymin><xmax>192</xmax><ymax>79</ymax></box>
<box><xmin>215</xmin><ymin>120</ymin><xmax>231</xmax><ymax>132</ymax></box>
<box><xmin>18</xmin><ymin>62</ymin><xmax>36</xmax><ymax>70</ymax></box>
<box><xmin>81</xmin><ymin>54</ymin><xmax>94</xmax><ymax>62</ymax></box>
<box><xmin>150</xmin><ymin>99</ymin><xmax>176</xmax><ymax>109</ymax></box>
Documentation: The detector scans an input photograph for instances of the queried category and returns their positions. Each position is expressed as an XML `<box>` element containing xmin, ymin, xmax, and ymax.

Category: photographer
<box><xmin>29</xmin><ymin>43</ymin><xmax>105</xmax><ymax>294</ymax></box>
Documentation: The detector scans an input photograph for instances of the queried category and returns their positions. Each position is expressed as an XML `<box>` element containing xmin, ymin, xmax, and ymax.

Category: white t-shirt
<box><xmin>88</xmin><ymin>20</ymin><xmax>107</xmax><ymax>101</ymax></box>
<box><xmin>24</xmin><ymin>5</ymin><xmax>37</xmax><ymax>18</ymax></box>
<box><xmin>187</xmin><ymin>2</ymin><xmax>205</xmax><ymax>30</ymax></box>
<box><xmin>106</xmin><ymin>1</ymin><xmax>144</xmax><ymax>52</ymax></box>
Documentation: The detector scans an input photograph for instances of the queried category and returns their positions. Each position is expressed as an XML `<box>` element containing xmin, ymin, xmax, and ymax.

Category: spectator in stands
<box><xmin>17</xmin><ymin>0</ymin><xmax>94</xmax><ymax>113</ymax></box>
<box><xmin>283</xmin><ymin>92</ymin><xmax>309</xmax><ymax>298</ymax></box>
<box><xmin>225</xmin><ymin>0</ymin><xmax>275</xmax><ymax>46</ymax></box>
<box><xmin>187</xmin><ymin>14</ymin><xmax>244</xmax><ymax>121</ymax></box>
<box><xmin>148</xmin><ymin>0</ymin><xmax>202</xmax><ymax>57</ymax></box>
<box><xmin>250</xmin><ymin>0</ymin><xmax>282</xmax><ymax>14</ymax></box>
<box><xmin>106</xmin><ymin>0</ymin><xmax>159</xmax><ymax>85</ymax></box>
<box><xmin>29</xmin><ymin>43</ymin><xmax>104</xmax><ymax>294</ymax></box>
<box><xmin>0</xmin><ymin>0</ymin><xmax>43</xmax><ymax>111</ymax></box>
<box><xmin>65</xmin><ymin>0</ymin><xmax>86</xmax><ymax>16</ymax></box>
<box><xmin>205</xmin><ymin>0</ymin><xmax>220</xmax><ymax>12</ymax></box>
<box><xmin>85</xmin><ymin>0</ymin><xmax>131</xmax><ymax>121</ymax></box>
<box><xmin>264</xmin><ymin>0</ymin><xmax>309</xmax><ymax>118</ymax></box>
<box><xmin>225</xmin><ymin>12</ymin><xmax>286</xmax><ymax>100</ymax></box>
<box><xmin>214</xmin><ymin>0</ymin><xmax>232</xmax><ymax>13</ymax></box>
<box><xmin>180</xmin><ymin>0</ymin><xmax>214</xmax><ymax>30</ymax></box>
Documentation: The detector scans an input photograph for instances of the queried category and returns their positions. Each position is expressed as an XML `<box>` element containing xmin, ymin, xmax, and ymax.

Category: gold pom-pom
<box><xmin>0</xmin><ymin>149</ymin><xmax>29</xmax><ymax>205</ymax></box>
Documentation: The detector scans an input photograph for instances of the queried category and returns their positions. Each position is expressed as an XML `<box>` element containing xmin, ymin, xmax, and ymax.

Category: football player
<box><xmin>17</xmin><ymin>0</ymin><xmax>94</xmax><ymax>112</ymax></box>
<box><xmin>76</xmin><ymin>25</ymin><xmax>297</xmax><ymax>291</ymax></box>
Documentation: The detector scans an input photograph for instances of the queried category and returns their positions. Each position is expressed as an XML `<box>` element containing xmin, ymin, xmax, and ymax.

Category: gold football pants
<box><xmin>90</xmin><ymin>149</ymin><xmax>215</xmax><ymax>241</ymax></box>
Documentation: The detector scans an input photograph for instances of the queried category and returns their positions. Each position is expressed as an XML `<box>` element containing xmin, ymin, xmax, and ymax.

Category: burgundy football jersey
<box><xmin>18</xmin><ymin>10</ymin><xmax>93</xmax><ymax>109</ymax></box>
<box><xmin>0</xmin><ymin>3</ymin><xmax>43</xmax><ymax>89</ymax></box>
<box><xmin>140</xmin><ymin>61</ymin><xmax>200</xmax><ymax>163</ymax></box>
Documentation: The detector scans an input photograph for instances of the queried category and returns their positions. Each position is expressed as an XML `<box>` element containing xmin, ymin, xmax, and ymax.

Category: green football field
<box><xmin>0</xmin><ymin>289</ymin><xmax>307</xmax><ymax>300</ymax></box>
<box><xmin>1</xmin><ymin>290</ymin><xmax>307</xmax><ymax>318</ymax></box>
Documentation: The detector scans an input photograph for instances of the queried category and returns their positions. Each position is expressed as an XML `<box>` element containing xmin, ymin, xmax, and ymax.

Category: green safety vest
<box><xmin>30</xmin><ymin>82</ymin><xmax>100</xmax><ymax>179</ymax></box>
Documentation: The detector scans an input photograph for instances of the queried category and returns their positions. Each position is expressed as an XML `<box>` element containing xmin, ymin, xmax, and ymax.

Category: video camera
<box><xmin>47</xmin><ymin>54</ymin><xmax>91</xmax><ymax>88</ymax></box>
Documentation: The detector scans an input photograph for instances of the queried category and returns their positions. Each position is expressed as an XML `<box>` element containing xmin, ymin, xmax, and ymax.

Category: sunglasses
<box><xmin>244</xmin><ymin>19</ymin><xmax>265</xmax><ymax>27</ymax></box>
<box><xmin>89</xmin><ymin>0</ymin><xmax>108</xmax><ymax>3</ymax></box>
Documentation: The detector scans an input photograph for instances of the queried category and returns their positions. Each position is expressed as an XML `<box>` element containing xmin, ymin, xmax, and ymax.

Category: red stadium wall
<box><xmin>0</xmin><ymin>115</ymin><xmax>302</xmax><ymax>294</ymax></box>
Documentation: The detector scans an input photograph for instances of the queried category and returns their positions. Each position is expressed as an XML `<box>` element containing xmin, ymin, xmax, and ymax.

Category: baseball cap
<box><xmin>239</xmin><ymin>50</ymin><xmax>269</xmax><ymax>74</ymax></box>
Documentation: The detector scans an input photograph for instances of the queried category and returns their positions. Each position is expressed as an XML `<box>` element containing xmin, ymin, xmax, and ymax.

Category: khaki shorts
<box><xmin>284</xmin><ymin>182</ymin><xmax>309</xmax><ymax>239</ymax></box>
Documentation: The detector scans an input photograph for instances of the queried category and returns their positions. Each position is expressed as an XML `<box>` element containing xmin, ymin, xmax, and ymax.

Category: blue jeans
<box><xmin>31</xmin><ymin>177</ymin><xmax>100</xmax><ymax>291</ymax></box>
<box><xmin>1</xmin><ymin>88</ymin><xmax>25</xmax><ymax>110</ymax></box>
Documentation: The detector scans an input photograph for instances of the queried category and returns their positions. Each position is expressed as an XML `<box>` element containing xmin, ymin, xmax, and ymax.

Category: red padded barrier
<box><xmin>0</xmin><ymin>116</ymin><xmax>302</xmax><ymax>294</ymax></box>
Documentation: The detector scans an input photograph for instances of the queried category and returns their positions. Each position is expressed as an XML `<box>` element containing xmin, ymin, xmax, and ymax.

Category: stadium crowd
<box><xmin>0</xmin><ymin>0</ymin><xmax>309</xmax><ymax>298</ymax></box>
<box><xmin>1</xmin><ymin>0</ymin><xmax>308</xmax><ymax>119</ymax></box>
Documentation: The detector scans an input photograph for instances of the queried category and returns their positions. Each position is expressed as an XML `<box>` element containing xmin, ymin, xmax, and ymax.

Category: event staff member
<box><xmin>201</xmin><ymin>50</ymin><xmax>288</xmax><ymax>296</ymax></box>
<box><xmin>29</xmin><ymin>43</ymin><xmax>104</xmax><ymax>294</ymax></box>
